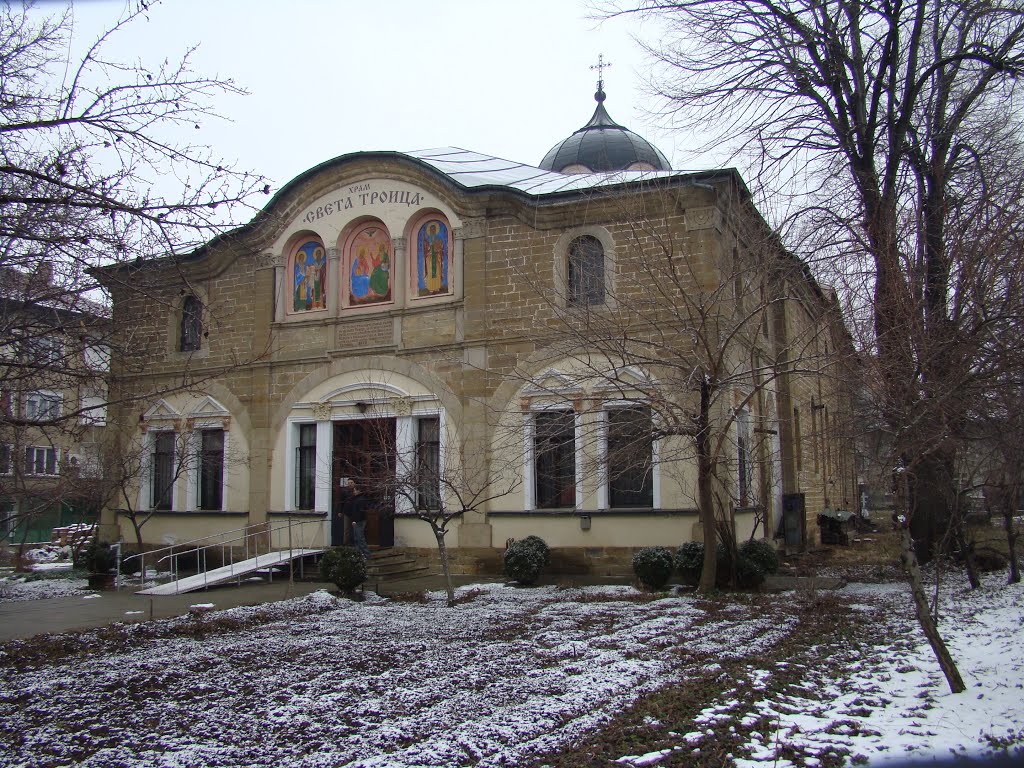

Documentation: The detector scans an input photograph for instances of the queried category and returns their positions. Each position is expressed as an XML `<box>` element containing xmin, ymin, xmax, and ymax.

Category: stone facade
<box><xmin>96</xmin><ymin>149</ymin><xmax>855</xmax><ymax>569</ymax></box>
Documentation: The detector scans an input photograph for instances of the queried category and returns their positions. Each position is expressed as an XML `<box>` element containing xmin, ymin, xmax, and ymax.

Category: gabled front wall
<box><xmin>99</xmin><ymin>155</ymin><xmax>850</xmax><ymax>567</ymax></box>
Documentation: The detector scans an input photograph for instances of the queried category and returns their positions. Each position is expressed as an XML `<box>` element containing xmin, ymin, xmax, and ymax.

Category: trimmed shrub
<box><xmin>504</xmin><ymin>539</ymin><xmax>546</xmax><ymax>585</ymax></box>
<box><xmin>73</xmin><ymin>540</ymin><xmax>116</xmax><ymax>574</ymax></box>
<box><xmin>633</xmin><ymin>546</ymin><xmax>675</xmax><ymax>590</ymax></box>
<box><xmin>675</xmin><ymin>541</ymin><xmax>705</xmax><ymax>586</ymax></box>
<box><xmin>319</xmin><ymin>546</ymin><xmax>367</xmax><ymax>592</ymax></box>
<box><xmin>675</xmin><ymin>540</ymin><xmax>766</xmax><ymax>589</ymax></box>
<box><xmin>520</xmin><ymin>535</ymin><xmax>551</xmax><ymax>566</ymax></box>
<box><xmin>739</xmin><ymin>538</ymin><xmax>780</xmax><ymax>576</ymax></box>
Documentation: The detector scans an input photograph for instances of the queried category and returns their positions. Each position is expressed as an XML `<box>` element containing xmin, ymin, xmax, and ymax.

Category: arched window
<box><xmin>290</xmin><ymin>238</ymin><xmax>328</xmax><ymax>313</ymax></box>
<box><xmin>180</xmin><ymin>295</ymin><xmax>203</xmax><ymax>352</ymax></box>
<box><xmin>412</xmin><ymin>215</ymin><xmax>452</xmax><ymax>298</ymax></box>
<box><xmin>345</xmin><ymin>221</ymin><xmax>393</xmax><ymax>307</ymax></box>
<box><xmin>568</xmin><ymin>235</ymin><xmax>605</xmax><ymax>305</ymax></box>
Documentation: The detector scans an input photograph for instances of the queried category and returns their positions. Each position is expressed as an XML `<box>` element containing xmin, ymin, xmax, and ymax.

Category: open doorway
<box><xmin>332</xmin><ymin>418</ymin><xmax>396</xmax><ymax>548</ymax></box>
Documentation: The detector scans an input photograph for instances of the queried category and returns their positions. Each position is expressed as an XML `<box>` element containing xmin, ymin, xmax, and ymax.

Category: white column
<box><xmin>184</xmin><ymin>430</ymin><xmax>198</xmax><ymax>511</ymax></box>
<box><xmin>327</xmin><ymin>247</ymin><xmax>341</xmax><ymax>315</ymax></box>
<box><xmin>220</xmin><ymin>430</ymin><xmax>230</xmax><ymax>512</ymax></box>
<box><xmin>395</xmin><ymin>415</ymin><xmax>414</xmax><ymax>515</ymax></box>
<box><xmin>314</xmin><ymin>420</ymin><xmax>332</xmax><ymax>513</ymax></box>
<box><xmin>596</xmin><ymin>411</ymin><xmax>609</xmax><ymax>510</ymax></box>
<box><xmin>273</xmin><ymin>260</ymin><xmax>285</xmax><ymax>323</ymax></box>
<box><xmin>284</xmin><ymin>422</ymin><xmax>296</xmax><ymax>513</ymax></box>
<box><xmin>574</xmin><ymin>413</ymin><xmax>584</xmax><ymax>510</ymax></box>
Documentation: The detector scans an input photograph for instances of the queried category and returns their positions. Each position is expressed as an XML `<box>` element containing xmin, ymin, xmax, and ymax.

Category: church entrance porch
<box><xmin>332</xmin><ymin>418</ymin><xmax>396</xmax><ymax>549</ymax></box>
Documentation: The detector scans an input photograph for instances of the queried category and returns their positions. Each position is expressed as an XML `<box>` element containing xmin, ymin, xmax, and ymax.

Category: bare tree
<box><xmin>504</xmin><ymin>180</ymin><xmax>846</xmax><ymax>592</ymax></box>
<box><xmin>614</xmin><ymin>0</ymin><xmax>1024</xmax><ymax>565</ymax></box>
<box><xmin>0</xmin><ymin>3</ymin><xmax>266</xmax><ymax>541</ymax></box>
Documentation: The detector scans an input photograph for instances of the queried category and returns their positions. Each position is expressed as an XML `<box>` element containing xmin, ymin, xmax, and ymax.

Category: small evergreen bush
<box><xmin>675</xmin><ymin>541</ymin><xmax>705</xmax><ymax>585</ymax></box>
<box><xmin>73</xmin><ymin>540</ymin><xmax>116</xmax><ymax>574</ymax></box>
<box><xmin>739</xmin><ymin>538</ymin><xmax>780</xmax><ymax>575</ymax></box>
<box><xmin>632</xmin><ymin>546</ymin><xmax>675</xmax><ymax>590</ymax></box>
<box><xmin>503</xmin><ymin>539</ymin><xmax>546</xmax><ymax>585</ymax></box>
<box><xmin>319</xmin><ymin>546</ymin><xmax>367</xmax><ymax>592</ymax></box>
<box><xmin>520</xmin><ymin>535</ymin><xmax>551</xmax><ymax>566</ymax></box>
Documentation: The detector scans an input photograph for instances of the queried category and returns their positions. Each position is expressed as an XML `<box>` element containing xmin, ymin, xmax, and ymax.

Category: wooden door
<box><xmin>332</xmin><ymin>418</ymin><xmax>396</xmax><ymax>548</ymax></box>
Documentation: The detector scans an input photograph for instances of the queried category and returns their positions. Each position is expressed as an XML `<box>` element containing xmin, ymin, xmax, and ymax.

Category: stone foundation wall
<box><xmin>403</xmin><ymin>545</ymin><xmax>645</xmax><ymax>578</ymax></box>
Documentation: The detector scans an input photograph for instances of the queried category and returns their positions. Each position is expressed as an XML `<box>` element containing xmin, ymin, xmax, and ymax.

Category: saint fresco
<box><xmin>416</xmin><ymin>219</ymin><xmax>449</xmax><ymax>297</ymax></box>
<box><xmin>292</xmin><ymin>240</ymin><xmax>327</xmax><ymax>312</ymax></box>
<box><xmin>349</xmin><ymin>225</ymin><xmax>392</xmax><ymax>305</ymax></box>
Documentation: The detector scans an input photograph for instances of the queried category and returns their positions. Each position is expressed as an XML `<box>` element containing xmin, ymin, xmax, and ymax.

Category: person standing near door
<box><xmin>343</xmin><ymin>479</ymin><xmax>371</xmax><ymax>558</ymax></box>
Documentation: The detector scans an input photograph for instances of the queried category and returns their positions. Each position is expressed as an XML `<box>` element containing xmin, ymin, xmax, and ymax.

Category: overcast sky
<box><xmin>58</xmin><ymin>0</ymin><xmax>713</xmax><ymax>195</ymax></box>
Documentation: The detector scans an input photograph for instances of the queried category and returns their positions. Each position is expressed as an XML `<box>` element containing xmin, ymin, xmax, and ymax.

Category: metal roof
<box><xmin>406</xmin><ymin>146</ymin><xmax>686</xmax><ymax>197</ymax></box>
<box><xmin>537</xmin><ymin>90</ymin><xmax>672</xmax><ymax>174</ymax></box>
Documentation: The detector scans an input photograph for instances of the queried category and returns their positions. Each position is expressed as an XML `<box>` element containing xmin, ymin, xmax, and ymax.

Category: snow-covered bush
<box><xmin>675</xmin><ymin>541</ymin><xmax>705</xmax><ymax>585</ymax></box>
<box><xmin>503</xmin><ymin>539</ymin><xmax>546</xmax><ymax>585</ymax></box>
<box><xmin>739</xmin><ymin>538</ymin><xmax>780</xmax><ymax>576</ymax></box>
<box><xmin>319</xmin><ymin>546</ymin><xmax>367</xmax><ymax>592</ymax></box>
<box><xmin>632</xmin><ymin>546</ymin><xmax>675</xmax><ymax>590</ymax></box>
<box><xmin>520</xmin><ymin>535</ymin><xmax>550</xmax><ymax>566</ymax></box>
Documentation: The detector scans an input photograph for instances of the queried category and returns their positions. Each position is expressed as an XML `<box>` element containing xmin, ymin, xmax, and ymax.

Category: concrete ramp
<box><xmin>137</xmin><ymin>549</ymin><xmax>323</xmax><ymax>596</ymax></box>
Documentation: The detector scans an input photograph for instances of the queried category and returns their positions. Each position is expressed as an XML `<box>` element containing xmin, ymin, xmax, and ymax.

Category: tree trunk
<box><xmin>696</xmin><ymin>379</ymin><xmax>717</xmax><ymax>592</ymax></box>
<box><xmin>899</xmin><ymin>527</ymin><xmax>966</xmax><ymax>694</ymax></box>
<box><xmin>432</xmin><ymin>524</ymin><xmax>456</xmax><ymax>607</ymax></box>
<box><xmin>1004</xmin><ymin>510</ymin><xmax>1020</xmax><ymax>585</ymax></box>
<box><xmin>907</xmin><ymin>449</ymin><xmax>955</xmax><ymax>564</ymax></box>
<box><xmin>951</xmin><ymin>516</ymin><xmax>980</xmax><ymax>590</ymax></box>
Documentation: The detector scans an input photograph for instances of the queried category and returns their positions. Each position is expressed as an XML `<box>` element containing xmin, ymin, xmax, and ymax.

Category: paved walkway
<box><xmin>0</xmin><ymin>572</ymin><xmax>836</xmax><ymax>643</ymax></box>
<box><xmin>0</xmin><ymin>580</ymin><xmax>327</xmax><ymax>642</ymax></box>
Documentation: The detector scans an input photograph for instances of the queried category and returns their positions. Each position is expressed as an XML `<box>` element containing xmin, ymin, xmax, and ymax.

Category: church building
<box><xmin>96</xmin><ymin>80</ymin><xmax>855</xmax><ymax>575</ymax></box>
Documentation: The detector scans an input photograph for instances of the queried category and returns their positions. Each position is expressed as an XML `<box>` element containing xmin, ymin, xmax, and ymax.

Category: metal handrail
<box><xmin>118</xmin><ymin>516</ymin><xmax>327</xmax><ymax>593</ymax></box>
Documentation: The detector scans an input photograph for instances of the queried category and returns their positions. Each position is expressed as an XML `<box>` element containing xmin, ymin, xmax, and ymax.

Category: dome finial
<box><xmin>590</xmin><ymin>53</ymin><xmax>612</xmax><ymax>102</ymax></box>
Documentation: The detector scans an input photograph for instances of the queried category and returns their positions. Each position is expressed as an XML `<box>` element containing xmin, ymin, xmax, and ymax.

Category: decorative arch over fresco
<box><xmin>409</xmin><ymin>212</ymin><xmax>452</xmax><ymax>299</ymax></box>
<box><xmin>289</xmin><ymin>237</ymin><xmax>328</xmax><ymax>314</ymax></box>
<box><xmin>344</xmin><ymin>220</ymin><xmax>393</xmax><ymax>307</ymax></box>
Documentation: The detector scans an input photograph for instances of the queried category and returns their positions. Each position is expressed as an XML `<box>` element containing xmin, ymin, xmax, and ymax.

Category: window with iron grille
<box><xmin>534</xmin><ymin>410</ymin><xmax>575</xmax><ymax>508</ymax></box>
<box><xmin>415</xmin><ymin>417</ymin><xmax>440</xmax><ymax>510</ymax></box>
<box><xmin>295</xmin><ymin>424</ymin><xmax>316</xmax><ymax>510</ymax></box>
<box><xmin>607</xmin><ymin>406</ymin><xmax>653</xmax><ymax>508</ymax></box>
<box><xmin>25</xmin><ymin>446</ymin><xmax>58</xmax><ymax>476</ymax></box>
<box><xmin>198</xmin><ymin>429</ymin><xmax>224</xmax><ymax>511</ymax></box>
<box><xmin>151</xmin><ymin>432</ymin><xmax>174</xmax><ymax>510</ymax></box>
<box><xmin>568</xmin><ymin>235</ymin><xmax>605</xmax><ymax>305</ymax></box>
<box><xmin>180</xmin><ymin>295</ymin><xmax>203</xmax><ymax>352</ymax></box>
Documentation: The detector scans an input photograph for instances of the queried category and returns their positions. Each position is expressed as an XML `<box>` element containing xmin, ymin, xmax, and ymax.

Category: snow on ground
<box><xmin>0</xmin><ymin>573</ymin><xmax>88</xmax><ymax>602</ymax></box>
<box><xmin>0</xmin><ymin>576</ymin><xmax>1021</xmax><ymax>767</ymax></box>
<box><xmin>678</xmin><ymin>575</ymin><xmax>1024</xmax><ymax>768</ymax></box>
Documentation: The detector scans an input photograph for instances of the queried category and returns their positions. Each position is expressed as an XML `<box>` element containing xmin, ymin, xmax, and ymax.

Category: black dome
<box><xmin>538</xmin><ymin>88</ymin><xmax>671</xmax><ymax>174</ymax></box>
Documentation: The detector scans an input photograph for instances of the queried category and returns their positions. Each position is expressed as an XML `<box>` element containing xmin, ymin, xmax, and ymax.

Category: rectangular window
<box><xmin>83</xmin><ymin>343</ymin><xmax>110</xmax><ymax>372</ymax></box>
<box><xmin>415</xmin><ymin>417</ymin><xmax>441</xmax><ymax>510</ymax></box>
<box><xmin>607</xmin><ymin>406</ymin><xmax>654</xmax><ymax>508</ymax></box>
<box><xmin>198</xmin><ymin>429</ymin><xmax>224</xmax><ymax>511</ymax></box>
<box><xmin>25</xmin><ymin>446</ymin><xmax>58</xmax><ymax>476</ymax></box>
<box><xmin>793</xmin><ymin>407</ymin><xmax>803</xmax><ymax>473</ymax></box>
<box><xmin>737</xmin><ymin>410</ymin><xmax>753</xmax><ymax>507</ymax></box>
<box><xmin>80</xmin><ymin>393</ymin><xmax>107</xmax><ymax>426</ymax></box>
<box><xmin>568</xmin><ymin>236</ymin><xmax>605</xmax><ymax>305</ymax></box>
<box><xmin>0</xmin><ymin>445</ymin><xmax>11</xmax><ymax>475</ymax></box>
<box><xmin>26</xmin><ymin>391</ymin><xmax>60</xmax><ymax>421</ymax></box>
<box><xmin>34</xmin><ymin>335</ymin><xmax>63</xmax><ymax>364</ymax></box>
<box><xmin>0</xmin><ymin>498</ymin><xmax>14</xmax><ymax>539</ymax></box>
<box><xmin>534</xmin><ymin>410</ymin><xmax>576</xmax><ymax>508</ymax></box>
<box><xmin>151</xmin><ymin>432</ymin><xmax>174</xmax><ymax>510</ymax></box>
<box><xmin>295</xmin><ymin>424</ymin><xmax>316</xmax><ymax>510</ymax></box>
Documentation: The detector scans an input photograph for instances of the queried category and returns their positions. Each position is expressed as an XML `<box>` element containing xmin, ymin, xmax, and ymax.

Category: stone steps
<box><xmin>365</xmin><ymin>549</ymin><xmax>433</xmax><ymax>582</ymax></box>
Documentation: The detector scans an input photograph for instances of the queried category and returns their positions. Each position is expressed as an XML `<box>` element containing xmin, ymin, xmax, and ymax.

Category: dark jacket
<box><xmin>344</xmin><ymin>492</ymin><xmax>371</xmax><ymax>523</ymax></box>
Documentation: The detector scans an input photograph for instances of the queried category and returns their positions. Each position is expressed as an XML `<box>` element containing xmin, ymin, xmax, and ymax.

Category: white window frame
<box><xmin>26</xmin><ymin>390</ymin><xmax>61</xmax><ymax>422</ymax></box>
<box><xmin>79</xmin><ymin>393</ymin><xmax>107</xmax><ymax>426</ymax></box>
<box><xmin>25</xmin><ymin>445</ymin><xmax>59</xmax><ymax>476</ymax></box>
<box><xmin>598</xmin><ymin>402</ymin><xmax>660</xmax><ymax>511</ymax></box>
<box><xmin>524</xmin><ymin>407</ymin><xmax>581</xmax><ymax>510</ymax></box>
<box><xmin>141</xmin><ymin>430</ymin><xmax>176</xmax><ymax>512</ymax></box>
<box><xmin>189</xmin><ymin>424</ymin><xmax>228</xmax><ymax>512</ymax></box>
